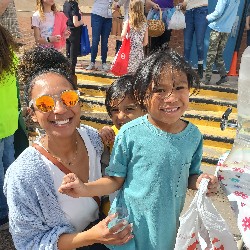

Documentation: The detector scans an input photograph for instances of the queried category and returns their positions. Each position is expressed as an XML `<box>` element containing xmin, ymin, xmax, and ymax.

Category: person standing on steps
<box><xmin>180</xmin><ymin>0</ymin><xmax>208</xmax><ymax>79</ymax></box>
<box><xmin>0</xmin><ymin>24</ymin><xmax>19</xmax><ymax>231</ymax></box>
<box><xmin>203</xmin><ymin>0</ymin><xmax>240</xmax><ymax>86</ymax></box>
<box><xmin>63</xmin><ymin>0</ymin><xmax>85</xmax><ymax>84</ymax></box>
<box><xmin>85</xmin><ymin>0</ymin><xmax>114</xmax><ymax>72</ymax></box>
<box><xmin>121</xmin><ymin>0</ymin><xmax>148</xmax><ymax>73</ymax></box>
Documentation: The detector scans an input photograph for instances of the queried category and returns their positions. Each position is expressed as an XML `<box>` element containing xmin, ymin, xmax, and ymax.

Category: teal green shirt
<box><xmin>106</xmin><ymin>115</ymin><xmax>203</xmax><ymax>250</ymax></box>
<box><xmin>0</xmin><ymin>55</ymin><xmax>18</xmax><ymax>139</ymax></box>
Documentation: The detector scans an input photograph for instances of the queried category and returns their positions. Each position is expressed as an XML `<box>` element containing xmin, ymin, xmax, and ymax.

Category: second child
<box><xmin>59</xmin><ymin>48</ymin><xmax>218</xmax><ymax>249</ymax></box>
<box><xmin>121</xmin><ymin>0</ymin><xmax>148</xmax><ymax>73</ymax></box>
<box><xmin>99</xmin><ymin>75</ymin><xmax>146</xmax><ymax>209</ymax></box>
<box><xmin>99</xmin><ymin>74</ymin><xmax>146</xmax><ymax>150</ymax></box>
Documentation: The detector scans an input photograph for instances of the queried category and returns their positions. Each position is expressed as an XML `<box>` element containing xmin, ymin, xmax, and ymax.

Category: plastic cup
<box><xmin>108</xmin><ymin>206</ymin><xmax>129</xmax><ymax>233</ymax></box>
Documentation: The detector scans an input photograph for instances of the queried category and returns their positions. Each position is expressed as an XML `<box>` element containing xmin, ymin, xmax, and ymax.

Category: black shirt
<box><xmin>63</xmin><ymin>1</ymin><xmax>81</xmax><ymax>29</ymax></box>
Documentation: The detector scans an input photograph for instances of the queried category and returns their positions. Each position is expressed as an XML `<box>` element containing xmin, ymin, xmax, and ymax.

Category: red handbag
<box><xmin>110</xmin><ymin>25</ymin><xmax>130</xmax><ymax>76</ymax></box>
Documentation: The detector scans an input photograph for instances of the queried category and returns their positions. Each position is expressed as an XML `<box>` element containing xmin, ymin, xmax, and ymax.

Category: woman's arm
<box><xmin>246</xmin><ymin>16</ymin><xmax>250</xmax><ymax>30</ymax></box>
<box><xmin>58</xmin><ymin>216</ymin><xmax>133</xmax><ymax>250</ymax></box>
<box><xmin>59</xmin><ymin>174</ymin><xmax>124</xmax><ymax>197</ymax></box>
<box><xmin>146</xmin><ymin>0</ymin><xmax>160</xmax><ymax>10</ymax></box>
<box><xmin>33</xmin><ymin>26</ymin><xmax>61</xmax><ymax>45</ymax></box>
<box><xmin>143</xmin><ymin>26</ymin><xmax>148</xmax><ymax>46</ymax></box>
<box><xmin>121</xmin><ymin>20</ymin><xmax>129</xmax><ymax>39</ymax></box>
<box><xmin>72</xmin><ymin>14</ymin><xmax>84</xmax><ymax>27</ymax></box>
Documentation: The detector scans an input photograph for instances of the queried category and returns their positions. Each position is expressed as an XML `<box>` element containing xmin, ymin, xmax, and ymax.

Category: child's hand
<box><xmin>99</xmin><ymin>126</ymin><xmax>116</xmax><ymax>145</ymax></box>
<box><xmin>50</xmin><ymin>35</ymin><xmax>61</xmax><ymax>43</ymax></box>
<box><xmin>196</xmin><ymin>174</ymin><xmax>218</xmax><ymax>196</ymax></box>
<box><xmin>89</xmin><ymin>215</ymin><xmax>133</xmax><ymax>245</ymax></box>
<box><xmin>58</xmin><ymin>173</ymin><xmax>86</xmax><ymax>198</ymax></box>
<box><xmin>64</xmin><ymin>29</ymin><xmax>71</xmax><ymax>39</ymax></box>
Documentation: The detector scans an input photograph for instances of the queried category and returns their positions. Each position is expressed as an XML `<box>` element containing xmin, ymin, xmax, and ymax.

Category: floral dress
<box><xmin>127</xmin><ymin>22</ymin><xmax>147</xmax><ymax>73</ymax></box>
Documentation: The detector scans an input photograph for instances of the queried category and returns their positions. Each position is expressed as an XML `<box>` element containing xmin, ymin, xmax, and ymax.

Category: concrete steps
<box><xmin>76</xmin><ymin>71</ymin><xmax>238</xmax><ymax>166</ymax></box>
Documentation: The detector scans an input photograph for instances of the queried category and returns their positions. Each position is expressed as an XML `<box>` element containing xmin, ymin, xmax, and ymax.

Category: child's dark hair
<box><xmin>134</xmin><ymin>47</ymin><xmax>199</xmax><ymax>110</ymax></box>
<box><xmin>0</xmin><ymin>24</ymin><xmax>19</xmax><ymax>80</ymax></box>
<box><xmin>105</xmin><ymin>74</ymin><xmax>136</xmax><ymax>117</ymax></box>
<box><xmin>18</xmin><ymin>46</ymin><xmax>76</xmax><ymax>106</ymax></box>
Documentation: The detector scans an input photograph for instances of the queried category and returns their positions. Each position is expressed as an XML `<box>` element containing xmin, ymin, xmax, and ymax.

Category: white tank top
<box><xmin>42</xmin><ymin>128</ymin><xmax>101</xmax><ymax>232</ymax></box>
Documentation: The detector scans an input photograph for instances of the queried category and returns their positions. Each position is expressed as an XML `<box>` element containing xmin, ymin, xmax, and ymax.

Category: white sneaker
<box><xmin>86</xmin><ymin>62</ymin><xmax>95</xmax><ymax>70</ymax></box>
<box><xmin>101</xmin><ymin>63</ymin><xmax>110</xmax><ymax>71</ymax></box>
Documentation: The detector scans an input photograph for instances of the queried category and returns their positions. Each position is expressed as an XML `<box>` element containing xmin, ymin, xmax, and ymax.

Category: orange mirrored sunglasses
<box><xmin>29</xmin><ymin>90</ymin><xmax>80</xmax><ymax>113</ymax></box>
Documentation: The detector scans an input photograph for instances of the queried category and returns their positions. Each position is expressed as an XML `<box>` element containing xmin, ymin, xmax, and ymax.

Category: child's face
<box><xmin>146</xmin><ymin>69</ymin><xmax>190</xmax><ymax>132</ymax></box>
<box><xmin>110</xmin><ymin>96</ymin><xmax>145</xmax><ymax>129</ymax></box>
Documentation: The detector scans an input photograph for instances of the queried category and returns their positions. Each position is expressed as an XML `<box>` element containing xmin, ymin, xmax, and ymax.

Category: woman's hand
<box><xmin>196</xmin><ymin>173</ymin><xmax>218</xmax><ymax>196</ymax></box>
<box><xmin>50</xmin><ymin>35</ymin><xmax>62</xmax><ymax>43</ymax></box>
<box><xmin>64</xmin><ymin>29</ymin><xmax>71</xmax><ymax>39</ymax></box>
<box><xmin>152</xmin><ymin>3</ymin><xmax>160</xmax><ymax>10</ymax></box>
<box><xmin>99</xmin><ymin>126</ymin><xmax>116</xmax><ymax>145</ymax></box>
<box><xmin>58</xmin><ymin>173</ymin><xmax>86</xmax><ymax>198</ymax></box>
<box><xmin>88</xmin><ymin>215</ymin><xmax>134</xmax><ymax>245</ymax></box>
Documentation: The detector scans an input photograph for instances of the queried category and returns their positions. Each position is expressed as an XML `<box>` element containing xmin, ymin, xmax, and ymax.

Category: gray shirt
<box><xmin>92</xmin><ymin>0</ymin><xmax>113</xmax><ymax>18</ymax></box>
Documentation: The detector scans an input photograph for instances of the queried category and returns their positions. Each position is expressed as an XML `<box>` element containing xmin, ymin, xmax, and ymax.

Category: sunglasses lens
<box><xmin>35</xmin><ymin>96</ymin><xmax>54</xmax><ymax>112</ymax></box>
<box><xmin>61</xmin><ymin>90</ymin><xmax>79</xmax><ymax>107</ymax></box>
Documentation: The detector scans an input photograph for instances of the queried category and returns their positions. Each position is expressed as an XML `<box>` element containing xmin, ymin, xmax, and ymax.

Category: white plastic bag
<box><xmin>168</xmin><ymin>7</ymin><xmax>186</xmax><ymax>30</ymax></box>
<box><xmin>174</xmin><ymin>178</ymin><xmax>238</xmax><ymax>250</ymax></box>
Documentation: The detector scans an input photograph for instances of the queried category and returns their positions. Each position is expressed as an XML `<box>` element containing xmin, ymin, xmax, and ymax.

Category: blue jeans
<box><xmin>0</xmin><ymin>135</ymin><xmax>15</xmax><ymax>220</ymax></box>
<box><xmin>184</xmin><ymin>6</ymin><xmax>208</xmax><ymax>62</ymax></box>
<box><xmin>91</xmin><ymin>13</ymin><xmax>112</xmax><ymax>64</ymax></box>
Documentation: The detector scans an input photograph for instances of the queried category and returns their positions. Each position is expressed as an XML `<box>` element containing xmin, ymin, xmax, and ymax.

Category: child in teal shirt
<box><xmin>59</xmin><ymin>47</ymin><xmax>219</xmax><ymax>249</ymax></box>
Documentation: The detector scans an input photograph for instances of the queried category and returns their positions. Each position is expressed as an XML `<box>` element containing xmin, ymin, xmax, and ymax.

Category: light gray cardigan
<box><xmin>4</xmin><ymin>126</ymin><xmax>103</xmax><ymax>250</ymax></box>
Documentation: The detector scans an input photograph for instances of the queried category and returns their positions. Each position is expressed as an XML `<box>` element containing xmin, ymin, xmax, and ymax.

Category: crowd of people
<box><xmin>0</xmin><ymin>0</ymin><xmax>250</xmax><ymax>249</ymax></box>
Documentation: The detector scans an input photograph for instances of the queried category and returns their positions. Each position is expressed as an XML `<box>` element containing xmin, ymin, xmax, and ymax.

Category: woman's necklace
<box><xmin>40</xmin><ymin>136</ymin><xmax>79</xmax><ymax>167</ymax></box>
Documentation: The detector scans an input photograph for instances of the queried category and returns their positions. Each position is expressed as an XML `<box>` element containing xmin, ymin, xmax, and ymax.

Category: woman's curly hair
<box><xmin>0</xmin><ymin>24</ymin><xmax>19</xmax><ymax>80</ymax></box>
<box><xmin>18</xmin><ymin>46</ymin><xmax>75</xmax><ymax>105</ymax></box>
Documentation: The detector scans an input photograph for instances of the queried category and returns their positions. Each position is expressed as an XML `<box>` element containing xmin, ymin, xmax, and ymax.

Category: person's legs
<box><xmin>68</xmin><ymin>26</ymin><xmax>82</xmax><ymax>75</ymax></box>
<box><xmin>214</xmin><ymin>32</ymin><xmax>229</xmax><ymax>78</ymax></box>
<box><xmin>100</xmin><ymin>17</ymin><xmax>112</xmax><ymax>64</ymax></box>
<box><xmin>150</xmin><ymin>29</ymin><xmax>172</xmax><ymax>52</ymax></box>
<box><xmin>184</xmin><ymin>9</ymin><xmax>195</xmax><ymax>62</ymax></box>
<box><xmin>204</xmin><ymin>30</ymin><xmax>221</xmax><ymax>84</ymax></box>
<box><xmin>194</xmin><ymin>6</ymin><xmax>208</xmax><ymax>78</ymax></box>
<box><xmin>0</xmin><ymin>135</ymin><xmax>15</xmax><ymax>226</ymax></box>
<box><xmin>66</xmin><ymin>38</ymin><xmax>71</xmax><ymax>58</ymax></box>
<box><xmin>91</xmin><ymin>14</ymin><xmax>103</xmax><ymax>64</ymax></box>
<box><xmin>194</xmin><ymin>6</ymin><xmax>208</xmax><ymax>62</ymax></box>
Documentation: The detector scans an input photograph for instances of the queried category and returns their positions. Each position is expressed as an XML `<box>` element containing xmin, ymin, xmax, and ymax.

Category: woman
<box><xmin>0</xmin><ymin>24</ymin><xmax>19</xmax><ymax>231</ymax></box>
<box><xmin>32</xmin><ymin>0</ymin><xmax>68</xmax><ymax>50</ymax></box>
<box><xmin>63</xmin><ymin>0</ymin><xmax>84</xmax><ymax>78</ymax></box>
<box><xmin>4</xmin><ymin>46</ymin><xmax>133</xmax><ymax>249</ymax></box>
<box><xmin>85</xmin><ymin>0</ymin><xmax>113</xmax><ymax>71</ymax></box>
<box><xmin>181</xmin><ymin>0</ymin><xmax>208</xmax><ymax>79</ymax></box>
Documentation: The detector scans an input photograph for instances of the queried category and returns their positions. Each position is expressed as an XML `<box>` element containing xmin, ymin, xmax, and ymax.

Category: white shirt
<box><xmin>42</xmin><ymin>128</ymin><xmax>101</xmax><ymax>232</ymax></box>
<box><xmin>92</xmin><ymin>0</ymin><xmax>113</xmax><ymax>18</ymax></box>
<box><xmin>32</xmin><ymin>11</ymin><xmax>55</xmax><ymax>38</ymax></box>
<box><xmin>184</xmin><ymin>0</ymin><xmax>208</xmax><ymax>10</ymax></box>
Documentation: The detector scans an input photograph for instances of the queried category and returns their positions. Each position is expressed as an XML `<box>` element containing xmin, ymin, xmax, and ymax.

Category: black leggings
<box><xmin>149</xmin><ymin>29</ymin><xmax>172</xmax><ymax>52</ymax></box>
<box><xmin>66</xmin><ymin>26</ymin><xmax>82</xmax><ymax>75</ymax></box>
